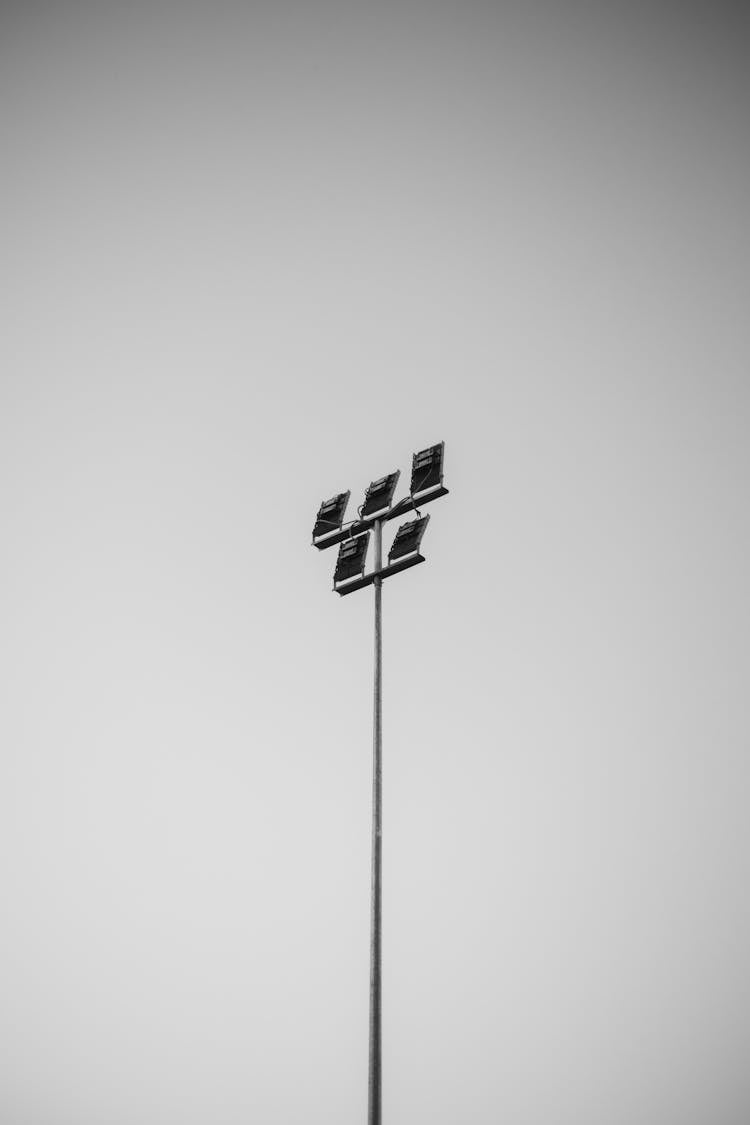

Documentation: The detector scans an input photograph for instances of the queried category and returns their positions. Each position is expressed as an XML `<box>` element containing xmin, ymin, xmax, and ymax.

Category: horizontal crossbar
<box><xmin>334</xmin><ymin>554</ymin><xmax>425</xmax><ymax>596</ymax></box>
<box><xmin>313</xmin><ymin>487</ymin><xmax>449</xmax><ymax>551</ymax></box>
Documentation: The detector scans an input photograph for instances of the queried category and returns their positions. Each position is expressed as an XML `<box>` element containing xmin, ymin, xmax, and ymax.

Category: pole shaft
<box><xmin>368</xmin><ymin>519</ymin><xmax>383</xmax><ymax>1125</ymax></box>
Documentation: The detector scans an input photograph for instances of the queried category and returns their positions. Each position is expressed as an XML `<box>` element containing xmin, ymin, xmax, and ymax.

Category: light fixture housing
<box><xmin>361</xmin><ymin>471</ymin><xmax>400</xmax><ymax>520</ymax></box>
<box><xmin>313</xmin><ymin>490</ymin><xmax>351</xmax><ymax>545</ymax></box>
<box><xmin>334</xmin><ymin>531</ymin><xmax>370</xmax><ymax>588</ymax></box>
<box><xmin>410</xmin><ymin>442</ymin><xmax>444</xmax><ymax>500</ymax></box>
<box><xmin>388</xmin><ymin>514</ymin><xmax>430</xmax><ymax>564</ymax></box>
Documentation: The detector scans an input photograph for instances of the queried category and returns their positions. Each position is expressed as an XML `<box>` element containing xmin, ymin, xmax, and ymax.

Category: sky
<box><xmin>2</xmin><ymin>2</ymin><xmax>750</xmax><ymax>1123</ymax></box>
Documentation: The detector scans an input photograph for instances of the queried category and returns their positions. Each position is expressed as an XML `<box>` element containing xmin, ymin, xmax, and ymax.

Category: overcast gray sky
<box><xmin>2</xmin><ymin>2</ymin><xmax>750</xmax><ymax>1123</ymax></box>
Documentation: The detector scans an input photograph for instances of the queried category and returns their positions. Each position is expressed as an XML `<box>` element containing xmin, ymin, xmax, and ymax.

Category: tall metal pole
<box><xmin>368</xmin><ymin>517</ymin><xmax>383</xmax><ymax>1125</ymax></box>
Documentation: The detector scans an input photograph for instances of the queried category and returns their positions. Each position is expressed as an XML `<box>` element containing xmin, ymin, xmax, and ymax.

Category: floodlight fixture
<box><xmin>361</xmin><ymin>470</ymin><xmax>400</xmax><ymax>520</ymax></box>
<box><xmin>313</xmin><ymin>490</ymin><xmax>351</xmax><ymax>545</ymax></box>
<box><xmin>410</xmin><ymin>441</ymin><xmax>444</xmax><ymax>499</ymax></box>
<box><xmin>333</xmin><ymin>531</ymin><xmax>370</xmax><ymax>589</ymax></box>
<box><xmin>388</xmin><ymin>514</ymin><xmax>430</xmax><ymax>565</ymax></box>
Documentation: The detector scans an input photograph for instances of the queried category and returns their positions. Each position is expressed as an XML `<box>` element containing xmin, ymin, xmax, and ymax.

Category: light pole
<box><xmin>312</xmin><ymin>443</ymin><xmax>448</xmax><ymax>1125</ymax></box>
<box><xmin>369</xmin><ymin>515</ymin><xmax>383</xmax><ymax>1125</ymax></box>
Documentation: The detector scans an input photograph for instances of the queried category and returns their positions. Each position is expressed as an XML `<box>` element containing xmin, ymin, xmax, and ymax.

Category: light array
<box><xmin>313</xmin><ymin>490</ymin><xmax>350</xmax><ymax>545</ymax></box>
<box><xmin>388</xmin><ymin>514</ymin><xmax>430</xmax><ymax>564</ymax></box>
<box><xmin>333</xmin><ymin>532</ymin><xmax>371</xmax><ymax>590</ymax></box>
<box><xmin>361</xmin><ymin>471</ymin><xmax>400</xmax><ymax>520</ymax></box>
<box><xmin>410</xmin><ymin>442</ymin><xmax>444</xmax><ymax>499</ymax></box>
<box><xmin>312</xmin><ymin>444</ymin><xmax>448</xmax><ymax>596</ymax></box>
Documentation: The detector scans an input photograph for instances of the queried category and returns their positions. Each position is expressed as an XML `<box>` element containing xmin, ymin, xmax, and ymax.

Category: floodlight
<box><xmin>361</xmin><ymin>471</ymin><xmax>400</xmax><ymax>520</ymax></box>
<box><xmin>313</xmin><ymin>490</ymin><xmax>350</xmax><ymax>544</ymax></box>
<box><xmin>410</xmin><ymin>442</ymin><xmax>444</xmax><ymax>499</ymax></box>
<box><xmin>388</xmin><ymin>514</ymin><xmax>430</xmax><ymax>564</ymax></box>
<box><xmin>334</xmin><ymin>531</ymin><xmax>370</xmax><ymax>588</ymax></box>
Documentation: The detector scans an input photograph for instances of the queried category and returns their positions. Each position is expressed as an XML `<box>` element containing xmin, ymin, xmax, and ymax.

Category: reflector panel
<box><xmin>410</xmin><ymin>442</ymin><xmax>444</xmax><ymax>497</ymax></box>
<box><xmin>313</xmin><ymin>490</ymin><xmax>350</xmax><ymax>540</ymax></box>
<box><xmin>388</xmin><ymin>514</ymin><xmax>430</xmax><ymax>563</ymax></box>
<box><xmin>361</xmin><ymin>471</ymin><xmax>400</xmax><ymax>519</ymax></box>
<box><xmin>334</xmin><ymin>531</ymin><xmax>370</xmax><ymax>585</ymax></box>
